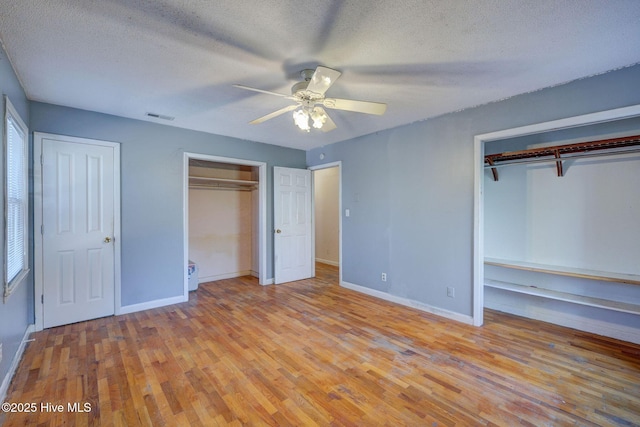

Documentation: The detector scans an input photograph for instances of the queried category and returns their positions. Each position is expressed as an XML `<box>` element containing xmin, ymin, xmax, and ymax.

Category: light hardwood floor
<box><xmin>3</xmin><ymin>263</ymin><xmax>640</xmax><ymax>426</ymax></box>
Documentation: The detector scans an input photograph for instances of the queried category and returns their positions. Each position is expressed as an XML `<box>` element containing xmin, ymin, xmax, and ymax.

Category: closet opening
<box><xmin>473</xmin><ymin>105</ymin><xmax>640</xmax><ymax>339</ymax></box>
<box><xmin>183</xmin><ymin>153</ymin><xmax>267</xmax><ymax>298</ymax></box>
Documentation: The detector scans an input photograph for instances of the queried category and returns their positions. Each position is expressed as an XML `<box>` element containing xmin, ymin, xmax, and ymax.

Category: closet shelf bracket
<box><xmin>554</xmin><ymin>149</ymin><xmax>563</xmax><ymax>177</ymax></box>
<box><xmin>486</xmin><ymin>157</ymin><xmax>498</xmax><ymax>181</ymax></box>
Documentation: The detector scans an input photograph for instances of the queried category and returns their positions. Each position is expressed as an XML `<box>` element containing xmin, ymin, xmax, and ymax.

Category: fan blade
<box><xmin>233</xmin><ymin>84</ymin><xmax>294</xmax><ymax>99</ymax></box>
<box><xmin>323</xmin><ymin>98</ymin><xmax>387</xmax><ymax>115</ymax></box>
<box><xmin>306</xmin><ymin>66</ymin><xmax>342</xmax><ymax>96</ymax></box>
<box><xmin>249</xmin><ymin>104</ymin><xmax>299</xmax><ymax>124</ymax></box>
<box><xmin>320</xmin><ymin>110</ymin><xmax>337</xmax><ymax>132</ymax></box>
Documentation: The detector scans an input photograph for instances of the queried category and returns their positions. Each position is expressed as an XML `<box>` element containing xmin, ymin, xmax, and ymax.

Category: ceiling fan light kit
<box><xmin>293</xmin><ymin>108</ymin><xmax>311</xmax><ymax>131</ymax></box>
<box><xmin>234</xmin><ymin>66</ymin><xmax>387</xmax><ymax>133</ymax></box>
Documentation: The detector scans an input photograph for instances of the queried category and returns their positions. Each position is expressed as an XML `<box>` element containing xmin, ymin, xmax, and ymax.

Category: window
<box><xmin>4</xmin><ymin>96</ymin><xmax>29</xmax><ymax>301</ymax></box>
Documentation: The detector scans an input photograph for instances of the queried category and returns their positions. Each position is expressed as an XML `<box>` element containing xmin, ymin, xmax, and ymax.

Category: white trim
<box><xmin>198</xmin><ymin>270</ymin><xmax>253</xmax><ymax>283</ymax></box>
<box><xmin>112</xmin><ymin>143</ymin><xmax>122</xmax><ymax>316</ymax></box>
<box><xmin>183</xmin><ymin>153</ymin><xmax>268</xmax><ymax>299</ymax></box>
<box><xmin>0</xmin><ymin>324</ymin><xmax>35</xmax><ymax>402</ymax></box>
<box><xmin>309</xmin><ymin>161</ymin><xmax>342</xmax><ymax>284</ymax></box>
<box><xmin>315</xmin><ymin>258</ymin><xmax>339</xmax><ymax>267</ymax></box>
<box><xmin>119</xmin><ymin>295</ymin><xmax>186</xmax><ymax>315</ymax></box>
<box><xmin>33</xmin><ymin>132</ymin><xmax>122</xmax><ymax>331</ymax></box>
<box><xmin>341</xmin><ymin>281</ymin><xmax>474</xmax><ymax>325</ymax></box>
<box><xmin>250</xmin><ymin>270</ymin><xmax>273</xmax><ymax>284</ymax></box>
<box><xmin>473</xmin><ymin>104</ymin><xmax>640</xmax><ymax>328</ymax></box>
<box><xmin>473</xmin><ymin>128</ymin><xmax>485</xmax><ymax>327</ymax></box>
<box><xmin>3</xmin><ymin>96</ymin><xmax>29</xmax><ymax>301</ymax></box>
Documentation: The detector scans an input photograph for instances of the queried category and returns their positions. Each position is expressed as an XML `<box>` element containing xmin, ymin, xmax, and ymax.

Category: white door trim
<box><xmin>183</xmin><ymin>153</ymin><xmax>268</xmax><ymax>293</ymax></box>
<box><xmin>472</xmin><ymin>104</ymin><xmax>640</xmax><ymax>327</ymax></box>
<box><xmin>309</xmin><ymin>161</ymin><xmax>342</xmax><ymax>284</ymax></box>
<box><xmin>33</xmin><ymin>132</ymin><xmax>122</xmax><ymax>331</ymax></box>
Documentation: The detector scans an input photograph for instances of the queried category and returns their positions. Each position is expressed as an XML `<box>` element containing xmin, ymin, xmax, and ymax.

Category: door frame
<box><xmin>33</xmin><ymin>132</ymin><xmax>122</xmax><ymax>331</ymax></box>
<box><xmin>309</xmin><ymin>161</ymin><xmax>342</xmax><ymax>284</ymax></box>
<box><xmin>472</xmin><ymin>104</ymin><xmax>640</xmax><ymax>328</ymax></box>
<box><xmin>183</xmin><ymin>153</ymin><xmax>267</xmax><ymax>293</ymax></box>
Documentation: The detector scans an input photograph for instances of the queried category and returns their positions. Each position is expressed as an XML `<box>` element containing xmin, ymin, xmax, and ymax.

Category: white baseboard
<box><xmin>315</xmin><ymin>258</ymin><xmax>339</xmax><ymax>267</ymax></box>
<box><xmin>1</xmin><ymin>324</ymin><xmax>35</xmax><ymax>402</ymax></box>
<box><xmin>198</xmin><ymin>270</ymin><xmax>253</xmax><ymax>283</ymax></box>
<box><xmin>341</xmin><ymin>281</ymin><xmax>474</xmax><ymax>325</ymax></box>
<box><xmin>250</xmin><ymin>270</ymin><xmax>275</xmax><ymax>286</ymax></box>
<box><xmin>199</xmin><ymin>270</ymin><xmax>270</xmax><ymax>285</ymax></box>
<box><xmin>119</xmin><ymin>295</ymin><xmax>187</xmax><ymax>315</ymax></box>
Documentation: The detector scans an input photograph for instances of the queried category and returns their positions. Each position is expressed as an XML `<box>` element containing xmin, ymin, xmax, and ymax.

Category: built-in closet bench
<box><xmin>484</xmin><ymin>258</ymin><xmax>640</xmax><ymax>315</ymax></box>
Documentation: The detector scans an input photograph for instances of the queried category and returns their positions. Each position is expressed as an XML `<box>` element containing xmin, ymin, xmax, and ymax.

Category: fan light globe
<box><xmin>311</xmin><ymin>107</ymin><xmax>327</xmax><ymax>129</ymax></box>
<box><xmin>293</xmin><ymin>109</ymin><xmax>311</xmax><ymax>131</ymax></box>
<box><xmin>294</xmin><ymin>107</ymin><xmax>328</xmax><ymax>131</ymax></box>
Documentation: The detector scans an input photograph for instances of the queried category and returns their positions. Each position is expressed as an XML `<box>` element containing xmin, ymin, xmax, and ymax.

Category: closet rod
<box><xmin>484</xmin><ymin>147</ymin><xmax>640</xmax><ymax>169</ymax></box>
<box><xmin>485</xmin><ymin>134</ymin><xmax>640</xmax><ymax>180</ymax></box>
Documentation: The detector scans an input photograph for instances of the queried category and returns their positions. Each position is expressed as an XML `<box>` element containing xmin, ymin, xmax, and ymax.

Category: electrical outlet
<box><xmin>381</xmin><ymin>272</ymin><xmax>387</xmax><ymax>282</ymax></box>
<box><xmin>447</xmin><ymin>286</ymin><xmax>455</xmax><ymax>298</ymax></box>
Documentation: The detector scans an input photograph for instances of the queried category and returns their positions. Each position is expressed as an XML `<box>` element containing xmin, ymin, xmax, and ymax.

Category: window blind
<box><xmin>6</xmin><ymin>113</ymin><xmax>26</xmax><ymax>283</ymax></box>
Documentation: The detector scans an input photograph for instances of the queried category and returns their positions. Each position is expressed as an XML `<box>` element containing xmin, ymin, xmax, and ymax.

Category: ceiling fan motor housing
<box><xmin>291</xmin><ymin>80</ymin><xmax>310</xmax><ymax>95</ymax></box>
<box><xmin>300</xmin><ymin>69</ymin><xmax>315</xmax><ymax>81</ymax></box>
<box><xmin>291</xmin><ymin>69</ymin><xmax>321</xmax><ymax>101</ymax></box>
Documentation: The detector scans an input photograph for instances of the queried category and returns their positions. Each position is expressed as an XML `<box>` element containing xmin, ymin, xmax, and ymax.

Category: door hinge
<box><xmin>41</xmin><ymin>225</ymin><xmax>44</xmax><ymax>235</ymax></box>
<box><xmin>40</xmin><ymin>154</ymin><xmax>44</xmax><ymax>165</ymax></box>
<box><xmin>41</xmin><ymin>294</ymin><xmax>44</xmax><ymax>304</ymax></box>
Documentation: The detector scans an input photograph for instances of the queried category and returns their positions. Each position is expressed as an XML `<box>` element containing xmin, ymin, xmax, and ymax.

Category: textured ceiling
<box><xmin>1</xmin><ymin>0</ymin><xmax>639</xmax><ymax>150</ymax></box>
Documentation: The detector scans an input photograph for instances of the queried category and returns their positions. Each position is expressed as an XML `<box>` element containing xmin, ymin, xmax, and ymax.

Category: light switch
<box><xmin>345</xmin><ymin>209</ymin><xmax>350</xmax><ymax>217</ymax></box>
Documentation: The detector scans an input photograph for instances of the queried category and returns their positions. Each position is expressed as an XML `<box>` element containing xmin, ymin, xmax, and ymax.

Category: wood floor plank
<box><xmin>3</xmin><ymin>262</ymin><xmax>640</xmax><ymax>426</ymax></box>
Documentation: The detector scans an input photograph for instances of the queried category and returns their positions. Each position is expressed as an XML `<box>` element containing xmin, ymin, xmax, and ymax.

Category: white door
<box><xmin>273</xmin><ymin>167</ymin><xmax>312</xmax><ymax>284</ymax></box>
<box><xmin>42</xmin><ymin>137</ymin><xmax>117</xmax><ymax>328</ymax></box>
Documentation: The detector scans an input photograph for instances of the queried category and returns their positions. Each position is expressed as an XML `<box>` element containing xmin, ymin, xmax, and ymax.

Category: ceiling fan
<box><xmin>234</xmin><ymin>66</ymin><xmax>387</xmax><ymax>132</ymax></box>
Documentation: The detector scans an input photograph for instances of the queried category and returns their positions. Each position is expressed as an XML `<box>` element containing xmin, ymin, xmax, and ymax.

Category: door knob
<box><xmin>104</xmin><ymin>237</ymin><xmax>112</xmax><ymax>243</ymax></box>
<box><xmin>275</xmin><ymin>229</ymin><xmax>281</xmax><ymax>234</ymax></box>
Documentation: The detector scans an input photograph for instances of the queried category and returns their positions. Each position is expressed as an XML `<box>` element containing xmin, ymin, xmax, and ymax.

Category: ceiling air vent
<box><xmin>146</xmin><ymin>112</ymin><xmax>175</xmax><ymax>121</ymax></box>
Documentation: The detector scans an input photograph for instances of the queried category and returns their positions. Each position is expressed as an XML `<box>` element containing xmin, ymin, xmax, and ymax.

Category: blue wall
<box><xmin>0</xmin><ymin>43</ymin><xmax>32</xmax><ymax>389</ymax></box>
<box><xmin>307</xmin><ymin>64</ymin><xmax>640</xmax><ymax>318</ymax></box>
<box><xmin>30</xmin><ymin>102</ymin><xmax>306</xmax><ymax>306</ymax></box>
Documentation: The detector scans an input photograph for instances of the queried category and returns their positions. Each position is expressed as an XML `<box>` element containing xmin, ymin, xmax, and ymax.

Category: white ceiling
<box><xmin>1</xmin><ymin>1</ymin><xmax>639</xmax><ymax>151</ymax></box>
